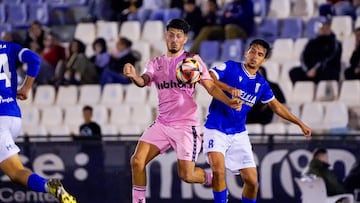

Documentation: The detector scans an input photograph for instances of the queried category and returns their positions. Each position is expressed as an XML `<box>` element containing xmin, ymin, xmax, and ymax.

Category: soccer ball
<box><xmin>176</xmin><ymin>58</ymin><xmax>201</xmax><ymax>84</ymax></box>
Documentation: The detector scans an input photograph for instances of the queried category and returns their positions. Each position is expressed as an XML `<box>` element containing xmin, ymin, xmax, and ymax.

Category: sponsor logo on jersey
<box><xmin>157</xmin><ymin>80</ymin><xmax>195</xmax><ymax>90</ymax></box>
<box><xmin>0</xmin><ymin>95</ymin><xmax>14</xmax><ymax>104</ymax></box>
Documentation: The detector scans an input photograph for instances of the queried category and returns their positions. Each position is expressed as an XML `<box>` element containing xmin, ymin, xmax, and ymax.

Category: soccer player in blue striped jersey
<box><xmin>0</xmin><ymin>41</ymin><xmax>76</xmax><ymax>203</ymax></box>
<box><xmin>202</xmin><ymin>39</ymin><xmax>312</xmax><ymax>203</ymax></box>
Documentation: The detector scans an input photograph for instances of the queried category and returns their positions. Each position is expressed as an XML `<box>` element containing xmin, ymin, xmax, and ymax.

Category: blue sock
<box><xmin>213</xmin><ymin>189</ymin><xmax>227</xmax><ymax>203</ymax></box>
<box><xmin>242</xmin><ymin>195</ymin><xmax>256</xmax><ymax>203</ymax></box>
<box><xmin>27</xmin><ymin>173</ymin><xmax>47</xmax><ymax>192</ymax></box>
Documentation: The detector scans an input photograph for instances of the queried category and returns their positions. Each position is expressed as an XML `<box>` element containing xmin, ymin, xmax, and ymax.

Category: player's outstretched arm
<box><xmin>17</xmin><ymin>48</ymin><xmax>40</xmax><ymax>100</ymax></box>
<box><xmin>268</xmin><ymin>99</ymin><xmax>312</xmax><ymax>138</ymax></box>
<box><xmin>202</xmin><ymin>79</ymin><xmax>242</xmax><ymax>111</ymax></box>
<box><xmin>123</xmin><ymin>63</ymin><xmax>149</xmax><ymax>87</ymax></box>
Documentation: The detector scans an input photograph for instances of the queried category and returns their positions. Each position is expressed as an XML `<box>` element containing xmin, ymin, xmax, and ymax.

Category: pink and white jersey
<box><xmin>144</xmin><ymin>50</ymin><xmax>211</xmax><ymax>126</ymax></box>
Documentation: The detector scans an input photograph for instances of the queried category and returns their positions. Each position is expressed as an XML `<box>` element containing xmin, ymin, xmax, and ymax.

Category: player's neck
<box><xmin>244</xmin><ymin>64</ymin><xmax>257</xmax><ymax>76</ymax></box>
<box><xmin>166</xmin><ymin>49</ymin><xmax>184</xmax><ymax>58</ymax></box>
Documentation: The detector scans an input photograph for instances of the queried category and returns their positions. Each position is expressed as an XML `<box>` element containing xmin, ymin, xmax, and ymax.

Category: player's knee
<box><xmin>212</xmin><ymin>167</ymin><xmax>226</xmax><ymax>179</ymax></box>
<box><xmin>243</xmin><ymin>175</ymin><xmax>258</xmax><ymax>189</ymax></box>
<box><xmin>130</xmin><ymin>155</ymin><xmax>145</xmax><ymax>171</ymax></box>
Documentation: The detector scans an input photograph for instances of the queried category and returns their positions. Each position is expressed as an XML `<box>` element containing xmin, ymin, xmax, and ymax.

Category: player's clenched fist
<box><xmin>123</xmin><ymin>63</ymin><xmax>136</xmax><ymax>78</ymax></box>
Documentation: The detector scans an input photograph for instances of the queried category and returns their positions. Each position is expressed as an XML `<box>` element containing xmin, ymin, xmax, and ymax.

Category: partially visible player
<box><xmin>123</xmin><ymin>18</ymin><xmax>242</xmax><ymax>203</ymax></box>
<box><xmin>203</xmin><ymin>39</ymin><xmax>312</xmax><ymax>203</ymax></box>
<box><xmin>0</xmin><ymin>40</ymin><xmax>76</xmax><ymax>203</ymax></box>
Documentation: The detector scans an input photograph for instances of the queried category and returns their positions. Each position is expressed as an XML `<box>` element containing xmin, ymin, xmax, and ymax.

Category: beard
<box><xmin>169</xmin><ymin>48</ymin><xmax>179</xmax><ymax>54</ymax></box>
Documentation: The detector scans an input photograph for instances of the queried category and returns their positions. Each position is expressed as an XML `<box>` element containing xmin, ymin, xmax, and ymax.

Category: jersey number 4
<box><xmin>0</xmin><ymin>53</ymin><xmax>11</xmax><ymax>87</ymax></box>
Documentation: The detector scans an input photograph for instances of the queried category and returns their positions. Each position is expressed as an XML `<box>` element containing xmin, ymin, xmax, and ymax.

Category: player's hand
<box><xmin>229</xmin><ymin>87</ymin><xmax>241</xmax><ymax>98</ymax></box>
<box><xmin>229</xmin><ymin>97</ymin><xmax>243</xmax><ymax>111</ymax></box>
<box><xmin>300</xmin><ymin>124</ymin><xmax>312</xmax><ymax>140</ymax></box>
<box><xmin>123</xmin><ymin>63</ymin><xmax>137</xmax><ymax>79</ymax></box>
<box><xmin>16</xmin><ymin>87</ymin><xmax>29</xmax><ymax>100</ymax></box>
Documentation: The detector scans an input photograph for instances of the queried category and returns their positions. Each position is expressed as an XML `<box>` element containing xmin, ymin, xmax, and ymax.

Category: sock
<box><xmin>241</xmin><ymin>195</ymin><xmax>256</xmax><ymax>203</ymax></box>
<box><xmin>213</xmin><ymin>189</ymin><xmax>227</xmax><ymax>203</ymax></box>
<box><xmin>132</xmin><ymin>185</ymin><xmax>146</xmax><ymax>203</ymax></box>
<box><xmin>27</xmin><ymin>173</ymin><xmax>47</xmax><ymax>192</ymax></box>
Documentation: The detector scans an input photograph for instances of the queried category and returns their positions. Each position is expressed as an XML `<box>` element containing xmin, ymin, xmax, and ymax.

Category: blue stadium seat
<box><xmin>2</xmin><ymin>0</ymin><xmax>22</xmax><ymax>4</ymax></box>
<box><xmin>24</xmin><ymin>0</ymin><xmax>44</xmax><ymax>3</ymax></box>
<box><xmin>256</xmin><ymin>18</ymin><xmax>279</xmax><ymax>43</ymax></box>
<box><xmin>163</xmin><ymin>8</ymin><xmax>182</xmax><ymax>25</ymax></box>
<box><xmin>28</xmin><ymin>3</ymin><xmax>50</xmax><ymax>25</ymax></box>
<box><xmin>253</xmin><ymin>0</ymin><xmax>268</xmax><ymax>21</ymax></box>
<box><xmin>0</xmin><ymin>24</ymin><xmax>12</xmax><ymax>34</ymax></box>
<box><xmin>280</xmin><ymin>17</ymin><xmax>304</xmax><ymax>39</ymax></box>
<box><xmin>199</xmin><ymin>40</ymin><xmax>221</xmax><ymax>65</ymax></box>
<box><xmin>63</xmin><ymin>0</ymin><xmax>88</xmax><ymax>6</ymax></box>
<box><xmin>305</xmin><ymin>16</ymin><xmax>327</xmax><ymax>38</ymax></box>
<box><xmin>220</xmin><ymin>39</ymin><xmax>244</xmax><ymax>61</ymax></box>
<box><xmin>6</xmin><ymin>3</ymin><xmax>28</xmax><ymax>26</ymax></box>
<box><xmin>0</xmin><ymin>5</ymin><xmax>5</xmax><ymax>24</ymax></box>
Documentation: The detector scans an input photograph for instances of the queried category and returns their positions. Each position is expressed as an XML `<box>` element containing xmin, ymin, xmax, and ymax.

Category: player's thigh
<box><xmin>131</xmin><ymin>141</ymin><xmax>160</xmax><ymax>166</ymax></box>
<box><xmin>208</xmin><ymin>151</ymin><xmax>226</xmax><ymax>173</ymax></box>
<box><xmin>170</xmin><ymin>125</ymin><xmax>202</xmax><ymax>162</ymax></box>
<box><xmin>226</xmin><ymin>132</ymin><xmax>256</xmax><ymax>174</ymax></box>
<box><xmin>202</xmin><ymin>128</ymin><xmax>228</xmax><ymax>156</ymax></box>
<box><xmin>0</xmin><ymin>117</ymin><xmax>21</xmax><ymax>164</ymax></box>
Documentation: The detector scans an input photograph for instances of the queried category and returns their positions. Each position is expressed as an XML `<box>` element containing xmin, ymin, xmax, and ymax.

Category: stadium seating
<box><xmin>263</xmin><ymin>60</ymin><xmax>280</xmax><ymax>82</ymax></box>
<box><xmin>141</xmin><ymin>20</ymin><xmax>164</xmax><ymax>42</ymax></box>
<box><xmin>300</xmin><ymin>102</ymin><xmax>325</xmax><ymax>131</ymax></box>
<box><xmin>263</xmin><ymin>122</ymin><xmax>287</xmax><ymax>135</ymax></box>
<box><xmin>220</xmin><ymin>39</ymin><xmax>243</xmax><ymax>62</ymax></box>
<box><xmin>74</xmin><ymin>22</ymin><xmax>96</xmax><ymax>45</ymax></box>
<box><xmin>28</xmin><ymin>3</ymin><xmax>50</xmax><ymax>25</ymax></box>
<box><xmin>162</xmin><ymin>8</ymin><xmax>182</xmax><ymax>25</ymax></box>
<box><xmin>33</xmin><ymin>85</ymin><xmax>56</xmax><ymax>107</ymax></box>
<box><xmin>24</xmin><ymin>0</ymin><xmax>44</xmax><ymax>3</ymax></box>
<box><xmin>314</xmin><ymin>80</ymin><xmax>339</xmax><ymax>102</ymax></box>
<box><xmin>279</xmin><ymin>17</ymin><xmax>304</xmax><ymax>40</ymax></box>
<box><xmin>338</xmin><ymin>80</ymin><xmax>360</xmax><ymax>107</ymax></box>
<box><xmin>252</xmin><ymin>0</ymin><xmax>268</xmax><ymax>23</ymax></box>
<box><xmin>0</xmin><ymin>5</ymin><xmax>5</xmax><ymax>24</ymax></box>
<box><xmin>96</xmin><ymin>21</ymin><xmax>119</xmax><ymax>45</ymax></box>
<box><xmin>100</xmin><ymin>84</ymin><xmax>124</xmax><ymax>108</ymax></box>
<box><xmin>123</xmin><ymin>84</ymin><xmax>148</xmax><ymax>105</ymax></box>
<box><xmin>199</xmin><ymin>40</ymin><xmax>221</xmax><ymax>65</ymax></box>
<box><xmin>55</xmin><ymin>85</ymin><xmax>78</xmax><ymax>107</ymax></box>
<box><xmin>322</xmin><ymin>102</ymin><xmax>349</xmax><ymax>130</ymax></box>
<box><xmin>268</xmin><ymin>0</ymin><xmax>291</xmax><ymax>19</ymax></box>
<box><xmin>78</xmin><ymin>84</ymin><xmax>101</xmax><ymax>105</ymax></box>
<box><xmin>305</xmin><ymin>16</ymin><xmax>327</xmax><ymax>38</ymax></box>
<box><xmin>256</xmin><ymin>18</ymin><xmax>279</xmax><ymax>43</ymax></box>
<box><xmin>119</xmin><ymin>20</ymin><xmax>142</xmax><ymax>43</ymax></box>
<box><xmin>287</xmin><ymin>81</ymin><xmax>315</xmax><ymax>104</ymax></box>
<box><xmin>331</xmin><ymin>15</ymin><xmax>353</xmax><ymax>41</ymax></box>
<box><xmin>292</xmin><ymin>38</ymin><xmax>309</xmax><ymax>61</ymax></box>
<box><xmin>270</xmin><ymin>38</ymin><xmax>294</xmax><ymax>62</ymax></box>
<box><xmin>6</xmin><ymin>3</ymin><xmax>28</xmax><ymax>27</ymax></box>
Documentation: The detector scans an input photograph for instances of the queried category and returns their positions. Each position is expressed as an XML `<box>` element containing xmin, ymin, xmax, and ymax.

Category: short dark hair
<box><xmin>83</xmin><ymin>105</ymin><xmax>93</xmax><ymax>112</ymax></box>
<box><xmin>92</xmin><ymin>37</ymin><xmax>108</xmax><ymax>53</ymax></box>
<box><xmin>249</xmin><ymin>39</ymin><xmax>271</xmax><ymax>58</ymax></box>
<box><xmin>313</xmin><ymin>148</ymin><xmax>328</xmax><ymax>158</ymax></box>
<box><xmin>119</xmin><ymin>37</ymin><xmax>132</xmax><ymax>48</ymax></box>
<box><xmin>166</xmin><ymin>18</ymin><xmax>190</xmax><ymax>34</ymax></box>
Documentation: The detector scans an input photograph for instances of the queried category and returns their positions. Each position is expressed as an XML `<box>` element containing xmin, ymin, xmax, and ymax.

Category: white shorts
<box><xmin>0</xmin><ymin>116</ymin><xmax>21</xmax><ymax>163</ymax></box>
<box><xmin>202</xmin><ymin>127</ymin><xmax>256</xmax><ymax>174</ymax></box>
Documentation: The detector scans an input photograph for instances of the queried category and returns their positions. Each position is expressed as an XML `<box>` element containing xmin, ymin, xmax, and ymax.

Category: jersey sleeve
<box><xmin>260</xmin><ymin>80</ymin><xmax>275</xmax><ymax>103</ymax></box>
<box><xmin>19</xmin><ymin>48</ymin><xmax>41</xmax><ymax>77</ymax></box>
<box><xmin>193</xmin><ymin>54</ymin><xmax>211</xmax><ymax>80</ymax></box>
<box><xmin>143</xmin><ymin>58</ymin><xmax>156</xmax><ymax>86</ymax></box>
<box><xmin>209</xmin><ymin>60</ymin><xmax>232</xmax><ymax>80</ymax></box>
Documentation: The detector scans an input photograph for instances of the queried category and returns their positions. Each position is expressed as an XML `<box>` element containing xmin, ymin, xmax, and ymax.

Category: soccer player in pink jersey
<box><xmin>123</xmin><ymin>18</ymin><xmax>242</xmax><ymax>203</ymax></box>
